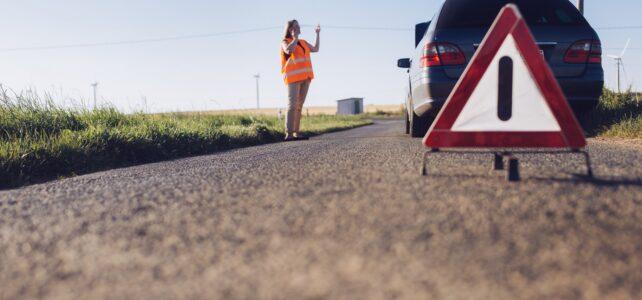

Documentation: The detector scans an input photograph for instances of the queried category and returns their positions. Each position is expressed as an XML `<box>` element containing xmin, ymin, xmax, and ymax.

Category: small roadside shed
<box><xmin>337</xmin><ymin>98</ymin><xmax>364</xmax><ymax>115</ymax></box>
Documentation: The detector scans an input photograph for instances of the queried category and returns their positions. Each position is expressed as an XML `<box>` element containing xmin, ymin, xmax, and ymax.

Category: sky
<box><xmin>0</xmin><ymin>0</ymin><xmax>640</xmax><ymax>113</ymax></box>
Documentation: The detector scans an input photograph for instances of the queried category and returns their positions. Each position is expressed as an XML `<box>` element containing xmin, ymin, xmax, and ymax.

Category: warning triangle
<box><xmin>424</xmin><ymin>4</ymin><xmax>586</xmax><ymax>149</ymax></box>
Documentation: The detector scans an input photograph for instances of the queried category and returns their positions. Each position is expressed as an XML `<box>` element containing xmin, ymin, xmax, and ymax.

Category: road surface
<box><xmin>1</xmin><ymin>120</ymin><xmax>641</xmax><ymax>299</ymax></box>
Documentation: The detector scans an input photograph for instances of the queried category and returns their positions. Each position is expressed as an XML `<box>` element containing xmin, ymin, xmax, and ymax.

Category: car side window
<box><xmin>554</xmin><ymin>9</ymin><xmax>574</xmax><ymax>24</ymax></box>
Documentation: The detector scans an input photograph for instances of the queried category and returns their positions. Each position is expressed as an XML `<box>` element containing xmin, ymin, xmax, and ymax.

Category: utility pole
<box><xmin>607</xmin><ymin>38</ymin><xmax>630</xmax><ymax>94</ymax></box>
<box><xmin>254</xmin><ymin>74</ymin><xmax>261</xmax><ymax>109</ymax></box>
<box><xmin>615</xmin><ymin>58</ymin><xmax>622</xmax><ymax>94</ymax></box>
<box><xmin>577</xmin><ymin>0</ymin><xmax>584</xmax><ymax>14</ymax></box>
<box><xmin>91</xmin><ymin>82</ymin><xmax>99</xmax><ymax>109</ymax></box>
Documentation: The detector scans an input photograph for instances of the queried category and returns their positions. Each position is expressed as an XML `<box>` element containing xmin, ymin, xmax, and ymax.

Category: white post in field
<box><xmin>91</xmin><ymin>82</ymin><xmax>99</xmax><ymax>109</ymax></box>
<box><xmin>254</xmin><ymin>74</ymin><xmax>261</xmax><ymax>109</ymax></box>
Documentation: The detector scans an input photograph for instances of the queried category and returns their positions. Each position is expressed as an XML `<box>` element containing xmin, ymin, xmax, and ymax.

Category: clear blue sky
<box><xmin>0</xmin><ymin>0</ymin><xmax>640</xmax><ymax>112</ymax></box>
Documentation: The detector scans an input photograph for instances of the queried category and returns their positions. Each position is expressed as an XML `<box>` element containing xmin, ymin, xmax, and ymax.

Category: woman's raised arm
<box><xmin>310</xmin><ymin>25</ymin><xmax>321</xmax><ymax>53</ymax></box>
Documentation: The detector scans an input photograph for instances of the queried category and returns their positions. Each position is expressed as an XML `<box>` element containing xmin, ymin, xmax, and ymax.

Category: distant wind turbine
<box><xmin>607</xmin><ymin>38</ymin><xmax>630</xmax><ymax>93</ymax></box>
<box><xmin>91</xmin><ymin>82</ymin><xmax>99</xmax><ymax>109</ymax></box>
<box><xmin>210</xmin><ymin>99</ymin><xmax>222</xmax><ymax>109</ymax></box>
<box><xmin>254</xmin><ymin>74</ymin><xmax>261</xmax><ymax>109</ymax></box>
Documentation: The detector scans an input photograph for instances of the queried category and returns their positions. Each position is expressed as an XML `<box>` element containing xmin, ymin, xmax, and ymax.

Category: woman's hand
<box><xmin>311</xmin><ymin>25</ymin><xmax>321</xmax><ymax>53</ymax></box>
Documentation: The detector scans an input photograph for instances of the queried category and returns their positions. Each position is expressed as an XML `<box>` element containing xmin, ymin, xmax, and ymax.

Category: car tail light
<box><xmin>588</xmin><ymin>40</ymin><xmax>602</xmax><ymax>64</ymax></box>
<box><xmin>564</xmin><ymin>40</ymin><xmax>601</xmax><ymax>64</ymax></box>
<box><xmin>421</xmin><ymin>42</ymin><xmax>466</xmax><ymax>67</ymax></box>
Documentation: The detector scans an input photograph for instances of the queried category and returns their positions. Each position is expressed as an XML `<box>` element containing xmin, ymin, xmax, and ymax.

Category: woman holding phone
<box><xmin>281</xmin><ymin>20</ymin><xmax>320</xmax><ymax>141</ymax></box>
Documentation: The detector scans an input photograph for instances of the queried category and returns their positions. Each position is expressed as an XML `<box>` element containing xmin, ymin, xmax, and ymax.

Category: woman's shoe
<box><xmin>284</xmin><ymin>136</ymin><xmax>296</xmax><ymax>142</ymax></box>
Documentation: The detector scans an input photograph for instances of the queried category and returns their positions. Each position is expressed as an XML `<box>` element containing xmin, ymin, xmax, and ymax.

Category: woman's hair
<box><xmin>283</xmin><ymin>20</ymin><xmax>298</xmax><ymax>40</ymax></box>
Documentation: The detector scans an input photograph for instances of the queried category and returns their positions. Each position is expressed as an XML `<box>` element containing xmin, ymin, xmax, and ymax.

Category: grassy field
<box><xmin>0</xmin><ymin>95</ymin><xmax>372</xmax><ymax>189</ymax></box>
<box><xmin>585</xmin><ymin>89</ymin><xmax>641</xmax><ymax>139</ymax></box>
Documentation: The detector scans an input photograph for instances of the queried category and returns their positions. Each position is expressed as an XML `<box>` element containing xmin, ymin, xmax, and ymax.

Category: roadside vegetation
<box><xmin>1</xmin><ymin>86</ymin><xmax>638</xmax><ymax>189</ymax></box>
<box><xmin>585</xmin><ymin>89</ymin><xmax>641</xmax><ymax>139</ymax></box>
<box><xmin>364</xmin><ymin>109</ymin><xmax>404</xmax><ymax>118</ymax></box>
<box><xmin>0</xmin><ymin>90</ymin><xmax>371</xmax><ymax>188</ymax></box>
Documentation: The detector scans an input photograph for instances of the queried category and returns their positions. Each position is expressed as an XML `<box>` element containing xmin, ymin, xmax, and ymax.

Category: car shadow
<box><xmin>423</xmin><ymin>172</ymin><xmax>642</xmax><ymax>187</ymax></box>
<box><xmin>536</xmin><ymin>174</ymin><xmax>642</xmax><ymax>187</ymax></box>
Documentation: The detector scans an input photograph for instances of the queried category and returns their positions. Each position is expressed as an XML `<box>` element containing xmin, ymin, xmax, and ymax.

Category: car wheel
<box><xmin>575</xmin><ymin>111</ymin><xmax>594</xmax><ymax>133</ymax></box>
<box><xmin>404</xmin><ymin>109</ymin><xmax>410</xmax><ymax>134</ymax></box>
<box><xmin>572</xmin><ymin>103</ymin><xmax>598</xmax><ymax>133</ymax></box>
<box><xmin>410</xmin><ymin>111</ymin><xmax>430</xmax><ymax>138</ymax></box>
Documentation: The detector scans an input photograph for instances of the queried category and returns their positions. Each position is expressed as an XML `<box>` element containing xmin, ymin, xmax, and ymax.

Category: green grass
<box><xmin>584</xmin><ymin>89</ymin><xmax>641</xmax><ymax>139</ymax></box>
<box><xmin>0</xmin><ymin>92</ymin><xmax>372</xmax><ymax>188</ymax></box>
<box><xmin>2</xmin><ymin>86</ymin><xmax>638</xmax><ymax>189</ymax></box>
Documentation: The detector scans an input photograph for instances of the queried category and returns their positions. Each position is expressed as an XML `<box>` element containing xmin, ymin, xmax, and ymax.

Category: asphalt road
<box><xmin>1</xmin><ymin>120</ymin><xmax>641</xmax><ymax>299</ymax></box>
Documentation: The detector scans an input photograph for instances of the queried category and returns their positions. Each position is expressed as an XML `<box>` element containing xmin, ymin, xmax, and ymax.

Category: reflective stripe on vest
<box><xmin>281</xmin><ymin>39</ymin><xmax>314</xmax><ymax>84</ymax></box>
<box><xmin>285</xmin><ymin>67</ymin><xmax>314</xmax><ymax>77</ymax></box>
<box><xmin>283</xmin><ymin>57</ymin><xmax>311</xmax><ymax>69</ymax></box>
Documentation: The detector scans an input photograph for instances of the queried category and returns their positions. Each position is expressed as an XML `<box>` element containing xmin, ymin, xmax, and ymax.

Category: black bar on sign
<box><xmin>498</xmin><ymin>56</ymin><xmax>513</xmax><ymax>121</ymax></box>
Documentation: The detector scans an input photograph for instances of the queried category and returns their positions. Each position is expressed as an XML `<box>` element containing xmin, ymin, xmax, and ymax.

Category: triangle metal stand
<box><xmin>421</xmin><ymin>148</ymin><xmax>593</xmax><ymax>182</ymax></box>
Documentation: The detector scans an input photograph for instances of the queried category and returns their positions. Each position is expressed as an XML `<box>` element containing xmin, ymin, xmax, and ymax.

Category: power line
<box><xmin>314</xmin><ymin>24</ymin><xmax>642</xmax><ymax>31</ymax></box>
<box><xmin>0</xmin><ymin>26</ymin><xmax>282</xmax><ymax>52</ymax></box>
<box><xmin>0</xmin><ymin>25</ymin><xmax>415</xmax><ymax>53</ymax></box>
<box><xmin>302</xmin><ymin>24</ymin><xmax>411</xmax><ymax>31</ymax></box>
<box><xmin>1</xmin><ymin>24</ymin><xmax>641</xmax><ymax>53</ymax></box>
<box><xmin>314</xmin><ymin>25</ymin><xmax>642</xmax><ymax>31</ymax></box>
<box><xmin>596</xmin><ymin>25</ymin><xmax>642</xmax><ymax>30</ymax></box>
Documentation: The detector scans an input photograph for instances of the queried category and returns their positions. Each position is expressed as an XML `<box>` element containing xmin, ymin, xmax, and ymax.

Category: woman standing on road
<box><xmin>281</xmin><ymin>20</ymin><xmax>320</xmax><ymax>141</ymax></box>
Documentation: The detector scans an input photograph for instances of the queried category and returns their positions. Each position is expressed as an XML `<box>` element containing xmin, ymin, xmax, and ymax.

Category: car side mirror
<box><xmin>398</xmin><ymin>58</ymin><xmax>411</xmax><ymax>69</ymax></box>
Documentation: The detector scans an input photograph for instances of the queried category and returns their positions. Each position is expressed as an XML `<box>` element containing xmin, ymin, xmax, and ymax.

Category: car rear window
<box><xmin>436</xmin><ymin>0</ymin><xmax>587</xmax><ymax>29</ymax></box>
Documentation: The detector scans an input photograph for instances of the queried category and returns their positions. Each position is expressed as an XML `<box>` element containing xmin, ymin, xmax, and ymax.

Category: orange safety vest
<box><xmin>281</xmin><ymin>38</ymin><xmax>314</xmax><ymax>84</ymax></box>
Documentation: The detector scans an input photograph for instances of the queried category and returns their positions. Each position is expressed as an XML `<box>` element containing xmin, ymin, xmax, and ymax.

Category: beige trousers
<box><xmin>286</xmin><ymin>79</ymin><xmax>311</xmax><ymax>134</ymax></box>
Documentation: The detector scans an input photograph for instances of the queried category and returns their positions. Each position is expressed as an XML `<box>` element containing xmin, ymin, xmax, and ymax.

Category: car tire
<box><xmin>572</xmin><ymin>101</ymin><xmax>599</xmax><ymax>114</ymax></box>
<box><xmin>572</xmin><ymin>103</ymin><xmax>598</xmax><ymax>133</ymax></box>
<box><xmin>575</xmin><ymin>111</ymin><xmax>594</xmax><ymax>133</ymax></box>
<box><xmin>404</xmin><ymin>109</ymin><xmax>410</xmax><ymax>134</ymax></box>
<box><xmin>410</xmin><ymin>111</ymin><xmax>430</xmax><ymax>138</ymax></box>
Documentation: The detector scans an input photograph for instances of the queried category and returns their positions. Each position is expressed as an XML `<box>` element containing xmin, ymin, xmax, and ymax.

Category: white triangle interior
<box><xmin>451</xmin><ymin>35</ymin><xmax>561</xmax><ymax>132</ymax></box>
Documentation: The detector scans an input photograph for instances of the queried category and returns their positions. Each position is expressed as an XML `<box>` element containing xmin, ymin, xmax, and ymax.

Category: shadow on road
<box><xmin>542</xmin><ymin>175</ymin><xmax>642</xmax><ymax>187</ymax></box>
<box><xmin>423</xmin><ymin>172</ymin><xmax>642</xmax><ymax>187</ymax></box>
